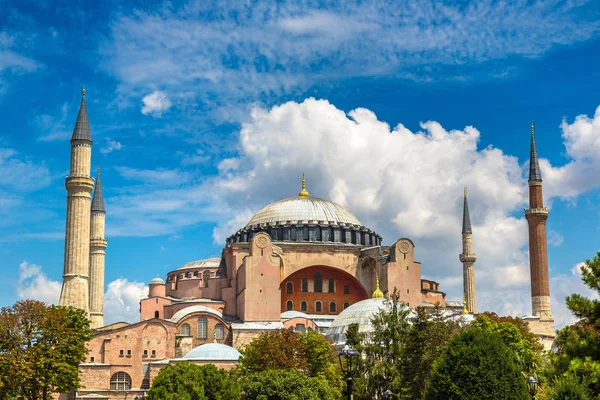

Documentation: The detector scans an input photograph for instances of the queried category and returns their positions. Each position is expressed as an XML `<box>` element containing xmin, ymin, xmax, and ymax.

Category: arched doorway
<box><xmin>280</xmin><ymin>266</ymin><xmax>368</xmax><ymax>315</ymax></box>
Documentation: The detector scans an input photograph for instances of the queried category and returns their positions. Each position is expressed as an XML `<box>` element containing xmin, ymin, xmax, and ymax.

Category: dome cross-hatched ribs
<box><xmin>246</xmin><ymin>196</ymin><xmax>362</xmax><ymax>227</ymax></box>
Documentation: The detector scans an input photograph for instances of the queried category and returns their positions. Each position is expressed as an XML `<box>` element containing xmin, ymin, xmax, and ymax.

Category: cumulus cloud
<box><xmin>141</xmin><ymin>90</ymin><xmax>172</xmax><ymax>116</ymax></box>
<box><xmin>100</xmin><ymin>138</ymin><xmax>123</xmax><ymax>154</ymax></box>
<box><xmin>0</xmin><ymin>148</ymin><xmax>51</xmax><ymax>191</ymax></box>
<box><xmin>16</xmin><ymin>261</ymin><xmax>61</xmax><ymax>304</ymax></box>
<box><xmin>104</xmin><ymin>278</ymin><xmax>148</xmax><ymax>325</ymax></box>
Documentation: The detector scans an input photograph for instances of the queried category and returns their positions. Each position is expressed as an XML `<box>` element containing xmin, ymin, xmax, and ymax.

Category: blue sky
<box><xmin>1</xmin><ymin>0</ymin><xmax>600</xmax><ymax>326</ymax></box>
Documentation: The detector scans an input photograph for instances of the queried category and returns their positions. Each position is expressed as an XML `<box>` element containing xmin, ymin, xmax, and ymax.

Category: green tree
<box><xmin>238</xmin><ymin>329</ymin><xmax>308</xmax><ymax>373</ymax></box>
<box><xmin>239</xmin><ymin>369</ymin><xmax>338</xmax><ymax>400</ymax></box>
<box><xmin>399</xmin><ymin>306</ymin><xmax>461</xmax><ymax>399</ymax></box>
<box><xmin>147</xmin><ymin>362</ymin><xmax>240</xmax><ymax>400</ymax></box>
<box><xmin>424</xmin><ymin>328</ymin><xmax>529</xmax><ymax>400</ymax></box>
<box><xmin>0</xmin><ymin>300</ymin><xmax>93</xmax><ymax>400</ymax></box>
<box><xmin>472</xmin><ymin>312</ymin><xmax>544</xmax><ymax>377</ymax></box>
<box><xmin>545</xmin><ymin>252</ymin><xmax>600</xmax><ymax>398</ymax></box>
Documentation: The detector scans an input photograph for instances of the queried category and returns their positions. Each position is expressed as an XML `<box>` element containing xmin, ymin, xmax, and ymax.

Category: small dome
<box><xmin>149</xmin><ymin>276</ymin><xmax>165</xmax><ymax>285</ymax></box>
<box><xmin>326</xmin><ymin>298</ymin><xmax>410</xmax><ymax>345</ymax></box>
<box><xmin>183</xmin><ymin>343</ymin><xmax>241</xmax><ymax>361</ymax></box>
<box><xmin>177</xmin><ymin>258</ymin><xmax>221</xmax><ymax>270</ymax></box>
<box><xmin>246</xmin><ymin>196</ymin><xmax>361</xmax><ymax>227</ymax></box>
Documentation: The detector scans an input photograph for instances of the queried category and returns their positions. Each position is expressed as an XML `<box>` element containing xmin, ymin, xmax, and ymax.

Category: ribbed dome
<box><xmin>177</xmin><ymin>258</ymin><xmax>221</xmax><ymax>270</ymax></box>
<box><xmin>182</xmin><ymin>343</ymin><xmax>241</xmax><ymax>361</ymax></box>
<box><xmin>246</xmin><ymin>196</ymin><xmax>361</xmax><ymax>227</ymax></box>
<box><xmin>149</xmin><ymin>276</ymin><xmax>165</xmax><ymax>285</ymax></box>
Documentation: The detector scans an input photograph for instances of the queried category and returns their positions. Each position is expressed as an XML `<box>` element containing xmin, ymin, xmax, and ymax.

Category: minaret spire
<box><xmin>89</xmin><ymin>166</ymin><xmax>107</xmax><ymax>328</ymax></box>
<box><xmin>59</xmin><ymin>88</ymin><xmax>95</xmax><ymax>315</ymax></box>
<box><xmin>459</xmin><ymin>187</ymin><xmax>477</xmax><ymax>313</ymax></box>
<box><xmin>372</xmin><ymin>274</ymin><xmax>384</xmax><ymax>298</ymax></box>
<box><xmin>525</xmin><ymin>122</ymin><xmax>554</xmax><ymax>334</ymax></box>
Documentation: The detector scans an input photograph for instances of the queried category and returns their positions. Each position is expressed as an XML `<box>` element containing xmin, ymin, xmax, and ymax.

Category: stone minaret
<box><xmin>89</xmin><ymin>167</ymin><xmax>107</xmax><ymax>328</ymax></box>
<box><xmin>459</xmin><ymin>188</ymin><xmax>477</xmax><ymax>313</ymax></box>
<box><xmin>526</xmin><ymin>123</ymin><xmax>553</xmax><ymax>321</ymax></box>
<box><xmin>59</xmin><ymin>87</ymin><xmax>94</xmax><ymax>314</ymax></box>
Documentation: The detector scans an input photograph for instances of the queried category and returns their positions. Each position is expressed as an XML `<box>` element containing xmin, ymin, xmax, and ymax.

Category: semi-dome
<box><xmin>182</xmin><ymin>343</ymin><xmax>241</xmax><ymax>361</ymax></box>
<box><xmin>246</xmin><ymin>196</ymin><xmax>361</xmax><ymax>227</ymax></box>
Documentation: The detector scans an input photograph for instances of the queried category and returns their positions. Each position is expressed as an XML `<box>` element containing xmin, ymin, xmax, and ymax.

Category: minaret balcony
<box><xmin>525</xmin><ymin>207</ymin><xmax>548</xmax><ymax>216</ymax></box>
<box><xmin>459</xmin><ymin>253</ymin><xmax>477</xmax><ymax>263</ymax></box>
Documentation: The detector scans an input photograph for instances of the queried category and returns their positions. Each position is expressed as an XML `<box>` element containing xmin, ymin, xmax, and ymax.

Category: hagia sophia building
<box><xmin>57</xmin><ymin>89</ymin><xmax>555</xmax><ymax>398</ymax></box>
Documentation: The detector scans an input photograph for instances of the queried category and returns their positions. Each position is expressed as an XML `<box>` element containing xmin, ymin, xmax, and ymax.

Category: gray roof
<box><xmin>182</xmin><ymin>343</ymin><xmax>241</xmax><ymax>361</ymax></box>
<box><xmin>462</xmin><ymin>190</ymin><xmax>472</xmax><ymax>234</ymax></box>
<box><xmin>149</xmin><ymin>276</ymin><xmax>165</xmax><ymax>285</ymax></box>
<box><xmin>246</xmin><ymin>196</ymin><xmax>361</xmax><ymax>227</ymax></box>
<box><xmin>71</xmin><ymin>88</ymin><xmax>91</xmax><ymax>142</ymax></box>
<box><xmin>91</xmin><ymin>168</ymin><xmax>105</xmax><ymax>212</ymax></box>
<box><xmin>177</xmin><ymin>258</ymin><xmax>221</xmax><ymax>270</ymax></box>
<box><xmin>529</xmin><ymin>123</ymin><xmax>542</xmax><ymax>181</ymax></box>
<box><xmin>168</xmin><ymin>306</ymin><xmax>223</xmax><ymax>323</ymax></box>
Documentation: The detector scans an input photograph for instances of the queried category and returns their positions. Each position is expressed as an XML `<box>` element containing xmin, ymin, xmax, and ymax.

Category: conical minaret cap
<box><xmin>91</xmin><ymin>167</ymin><xmax>105</xmax><ymax>212</ymax></box>
<box><xmin>71</xmin><ymin>86</ymin><xmax>92</xmax><ymax>142</ymax></box>
<box><xmin>529</xmin><ymin>122</ymin><xmax>542</xmax><ymax>182</ymax></box>
<box><xmin>462</xmin><ymin>188</ymin><xmax>472</xmax><ymax>234</ymax></box>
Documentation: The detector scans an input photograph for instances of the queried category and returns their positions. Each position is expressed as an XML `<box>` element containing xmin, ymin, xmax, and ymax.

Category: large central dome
<box><xmin>246</xmin><ymin>196</ymin><xmax>361</xmax><ymax>227</ymax></box>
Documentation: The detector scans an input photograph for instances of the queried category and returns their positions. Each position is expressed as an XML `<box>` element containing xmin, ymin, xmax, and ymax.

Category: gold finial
<box><xmin>298</xmin><ymin>173</ymin><xmax>310</xmax><ymax>197</ymax></box>
<box><xmin>462</xmin><ymin>293</ymin><xmax>468</xmax><ymax>315</ymax></box>
<box><xmin>82</xmin><ymin>86</ymin><xmax>86</xmax><ymax>97</ymax></box>
<box><xmin>464</xmin><ymin>187</ymin><xmax>467</xmax><ymax>198</ymax></box>
<box><xmin>372</xmin><ymin>274</ymin><xmax>384</xmax><ymax>299</ymax></box>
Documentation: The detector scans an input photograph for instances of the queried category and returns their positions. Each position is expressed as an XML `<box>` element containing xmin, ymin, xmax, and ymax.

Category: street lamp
<box><xmin>526</xmin><ymin>376</ymin><xmax>539</xmax><ymax>399</ymax></box>
<box><xmin>339</xmin><ymin>344</ymin><xmax>360</xmax><ymax>400</ymax></box>
<box><xmin>383</xmin><ymin>389</ymin><xmax>394</xmax><ymax>398</ymax></box>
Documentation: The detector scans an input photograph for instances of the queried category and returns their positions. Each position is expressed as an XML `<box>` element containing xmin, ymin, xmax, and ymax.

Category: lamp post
<box><xmin>339</xmin><ymin>344</ymin><xmax>360</xmax><ymax>400</ymax></box>
<box><xmin>526</xmin><ymin>376</ymin><xmax>539</xmax><ymax>399</ymax></box>
<box><xmin>383</xmin><ymin>389</ymin><xmax>394</xmax><ymax>398</ymax></box>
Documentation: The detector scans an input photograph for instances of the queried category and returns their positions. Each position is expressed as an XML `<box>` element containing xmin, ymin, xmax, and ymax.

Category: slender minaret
<box><xmin>525</xmin><ymin>123</ymin><xmax>553</xmax><ymax>321</ymax></box>
<box><xmin>89</xmin><ymin>167</ymin><xmax>107</xmax><ymax>328</ymax></box>
<box><xmin>459</xmin><ymin>188</ymin><xmax>477</xmax><ymax>313</ymax></box>
<box><xmin>59</xmin><ymin>87</ymin><xmax>94</xmax><ymax>315</ymax></box>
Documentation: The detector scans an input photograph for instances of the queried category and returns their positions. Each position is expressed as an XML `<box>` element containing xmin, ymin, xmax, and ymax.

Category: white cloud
<box><xmin>104</xmin><ymin>278</ymin><xmax>148</xmax><ymax>325</ymax></box>
<box><xmin>100</xmin><ymin>138</ymin><xmax>123</xmax><ymax>154</ymax></box>
<box><xmin>16</xmin><ymin>261</ymin><xmax>61</xmax><ymax>305</ymax></box>
<box><xmin>141</xmin><ymin>90</ymin><xmax>172</xmax><ymax>116</ymax></box>
<box><xmin>102</xmin><ymin>1</ymin><xmax>600</xmax><ymax>120</ymax></box>
<box><xmin>36</xmin><ymin>102</ymin><xmax>71</xmax><ymax>142</ymax></box>
<box><xmin>115</xmin><ymin>166</ymin><xmax>190</xmax><ymax>185</ymax></box>
<box><xmin>0</xmin><ymin>148</ymin><xmax>51</xmax><ymax>191</ymax></box>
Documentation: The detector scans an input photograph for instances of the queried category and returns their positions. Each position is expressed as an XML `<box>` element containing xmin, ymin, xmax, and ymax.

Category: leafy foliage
<box><xmin>544</xmin><ymin>374</ymin><xmax>591</xmax><ymax>400</ymax></box>
<box><xmin>545</xmin><ymin>252</ymin><xmax>600</xmax><ymax>398</ymax></box>
<box><xmin>424</xmin><ymin>328</ymin><xmax>530</xmax><ymax>400</ymax></box>
<box><xmin>238</xmin><ymin>329</ymin><xmax>308</xmax><ymax>373</ymax></box>
<box><xmin>472</xmin><ymin>312</ymin><xmax>544</xmax><ymax>377</ymax></box>
<box><xmin>239</xmin><ymin>369</ymin><xmax>339</xmax><ymax>400</ymax></box>
<box><xmin>0</xmin><ymin>300</ymin><xmax>93</xmax><ymax>400</ymax></box>
<box><xmin>147</xmin><ymin>362</ymin><xmax>240</xmax><ymax>400</ymax></box>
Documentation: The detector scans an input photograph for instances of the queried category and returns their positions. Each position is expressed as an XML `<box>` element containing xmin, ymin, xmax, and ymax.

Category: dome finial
<box><xmin>462</xmin><ymin>293</ymin><xmax>468</xmax><ymax>315</ymax></box>
<box><xmin>298</xmin><ymin>173</ymin><xmax>310</xmax><ymax>197</ymax></box>
<box><xmin>372</xmin><ymin>274</ymin><xmax>384</xmax><ymax>298</ymax></box>
<box><xmin>82</xmin><ymin>86</ymin><xmax>86</xmax><ymax>98</ymax></box>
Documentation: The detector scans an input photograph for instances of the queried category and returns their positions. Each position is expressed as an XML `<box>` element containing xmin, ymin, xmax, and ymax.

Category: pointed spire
<box><xmin>71</xmin><ymin>86</ymin><xmax>91</xmax><ymax>142</ymax></box>
<box><xmin>462</xmin><ymin>187</ymin><xmax>472</xmax><ymax>234</ymax></box>
<box><xmin>529</xmin><ymin>122</ymin><xmax>542</xmax><ymax>182</ymax></box>
<box><xmin>298</xmin><ymin>173</ymin><xmax>310</xmax><ymax>197</ymax></box>
<box><xmin>372</xmin><ymin>274</ymin><xmax>384</xmax><ymax>298</ymax></box>
<box><xmin>91</xmin><ymin>167</ymin><xmax>105</xmax><ymax>212</ymax></box>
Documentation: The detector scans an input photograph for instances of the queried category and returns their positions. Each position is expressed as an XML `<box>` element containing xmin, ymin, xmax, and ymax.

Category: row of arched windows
<box><xmin>286</xmin><ymin>275</ymin><xmax>350</xmax><ymax>294</ymax></box>
<box><xmin>168</xmin><ymin>270</ymin><xmax>214</xmax><ymax>286</ymax></box>
<box><xmin>286</xmin><ymin>300</ymin><xmax>350</xmax><ymax>313</ymax></box>
<box><xmin>179</xmin><ymin>319</ymin><xmax>224</xmax><ymax>340</ymax></box>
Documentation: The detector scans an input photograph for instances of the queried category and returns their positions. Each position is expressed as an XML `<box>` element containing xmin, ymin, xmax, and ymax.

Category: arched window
<box><xmin>328</xmin><ymin>278</ymin><xmax>335</xmax><ymax>293</ymax></box>
<box><xmin>180</xmin><ymin>323</ymin><xmax>190</xmax><ymax>336</ymax></box>
<box><xmin>295</xmin><ymin>324</ymin><xmax>306</xmax><ymax>333</ymax></box>
<box><xmin>203</xmin><ymin>271</ymin><xmax>210</xmax><ymax>287</ymax></box>
<box><xmin>215</xmin><ymin>324</ymin><xmax>224</xmax><ymax>340</ymax></box>
<box><xmin>301</xmin><ymin>277</ymin><xmax>308</xmax><ymax>292</ymax></box>
<box><xmin>344</xmin><ymin>284</ymin><xmax>350</xmax><ymax>294</ymax></box>
<box><xmin>300</xmin><ymin>301</ymin><xmax>308</xmax><ymax>312</ymax></box>
<box><xmin>286</xmin><ymin>300</ymin><xmax>293</xmax><ymax>311</ymax></box>
<box><xmin>154</xmin><ymin>311</ymin><xmax>159</xmax><ymax>319</ymax></box>
<box><xmin>197</xmin><ymin>317</ymin><xmax>208</xmax><ymax>339</ymax></box>
<box><xmin>329</xmin><ymin>301</ymin><xmax>337</xmax><ymax>313</ymax></box>
<box><xmin>315</xmin><ymin>301</ymin><xmax>322</xmax><ymax>313</ymax></box>
<box><xmin>344</xmin><ymin>302</ymin><xmax>351</xmax><ymax>310</ymax></box>
<box><xmin>314</xmin><ymin>272</ymin><xmax>322</xmax><ymax>293</ymax></box>
<box><xmin>110</xmin><ymin>372</ymin><xmax>132</xmax><ymax>391</ymax></box>
<box><xmin>315</xmin><ymin>227</ymin><xmax>321</xmax><ymax>241</ymax></box>
<box><xmin>286</xmin><ymin>282</ymin><xmax>294</xmax><ymax>294</ymax></box>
